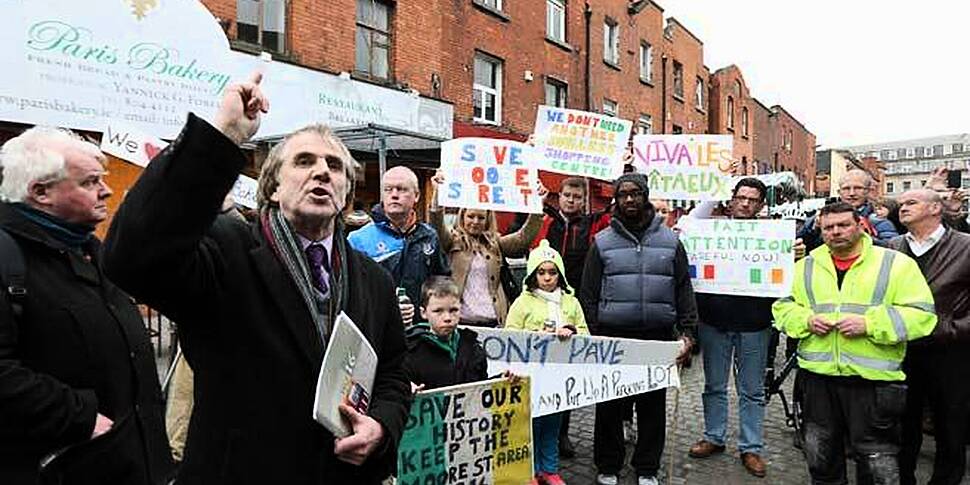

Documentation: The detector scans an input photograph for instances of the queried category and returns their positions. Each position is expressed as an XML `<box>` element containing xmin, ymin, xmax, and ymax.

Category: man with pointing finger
<box><xmin>773</xmin><ymin>201</ymin><xmax>936</xmax><ymax>485</ymax></box>
<box><xmin>103</xmin><ymin>72</ymin><xmax>411</xmax><ymax>484</ymax></box>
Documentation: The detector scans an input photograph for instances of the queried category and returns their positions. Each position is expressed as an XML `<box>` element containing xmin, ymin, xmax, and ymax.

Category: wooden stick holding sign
<box><xmin>437</xmin><ymin>138</ymin><xmax>543</xmax><ymax>214</ymax></box>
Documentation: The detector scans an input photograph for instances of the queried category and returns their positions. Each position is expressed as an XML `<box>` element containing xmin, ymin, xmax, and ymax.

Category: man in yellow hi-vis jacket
<box><xmin>773</xmin><ymin>201</ymin><xmax>937</xmax><ymax>485</ymax></box>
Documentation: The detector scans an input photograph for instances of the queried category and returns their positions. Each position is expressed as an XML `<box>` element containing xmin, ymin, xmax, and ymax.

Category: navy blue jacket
<box><xmin>347</xmin><ymin>206</ymin><xmax>450</xmax><ymax>305</ymax></box>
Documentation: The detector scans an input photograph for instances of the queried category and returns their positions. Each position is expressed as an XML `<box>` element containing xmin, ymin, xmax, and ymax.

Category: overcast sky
<box><xmin>659</xmin><ymin>0</ymin><xmax>969</xmax><ymax>149</ymax></box>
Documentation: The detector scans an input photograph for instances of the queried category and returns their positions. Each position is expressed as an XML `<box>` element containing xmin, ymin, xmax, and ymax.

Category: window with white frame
<box><xmin>473</xmin><ymin>53</ymin><xmax>502</xmax><ymax>124</ymax></box>
<box><xmin>906</xmin><ymin>147</ymin><xmax>916</xmax><ymax>158</ymax></box>
<box><xmin>637</xmin><ymin>114</ymin><xmax>652</xmax><ymax>134</ymax></box>
<box><xmin>742</xmin><ymin>107</ymin><xmax>749</xmax><ymax>137</ymax></box>
<box><xmin>544</xmin><ymin>78</ymin><xmax>567</xmax><ymax>108</ymax></box>
<box><xmin>933</xmin><ymin>144</ymin><xmax>944</xmax><ymax>157</ymax></box>
<box><xmin>954</xmin><ymin>143</ymin><xmax>964</xmax><ymax>153</ymax></box>
<box><xmin>602</xmin><ymin>99</ymin><xmax>618</xmax><ymax>117</ymax></box>
<box><xmin>903</xmin><ymin>181</ymin><xmax>912</xmax><ymax>190</ymax></box>
<box><xmin>695</xmin><ymin>77</ymin><xmax>704</xmax><ymax>110</ymax></box>
<box><xmin>784</xmin><ymin>129</ymin><xmax>793</xmax><ymax>152</ymax></box>
<box><xmin>886</xmin><ymin>182</ymin><xmax>894</xmax><ymax>193</ymax></box>
<box><xmin>475</xmin><ymin>0</ymin><xmax>502</xmax><ymax>11</ymax></box>
<box><xmin>726</xmin><ymin>97</ymin><xmax>735</xmax><ymax>129</ymax></box>
<box><xmin>887</xmin><ymin>150</ymin><xmax>898</xmax><ymax>160</ymax></box>
<box><xmin>603</xmin><ymin>19</ymin><xmax>619</xmax><ymax>65</ymax></box>
<box><xmin>924</xmin><ymin>146</ymin><xmax>933</xmax><ymax>157</ymax></box>
<box><xmin>355</xmin><ymin>0</ymin><xmax>392</xmax><ymax>79</ymax></box>
<box><xmin>237</xmin><ymin>0</ymin><xmax>286</xmax><ymax>52</ymax></box>
<box><xmin>639</xmin><ymin>42</ymin><xmax>653</xmax><ymax>82</ymax></box>
<box><xmin>672</xmin><ymin>61</ymin><xmax>684</xmax><ymax>98</ymax></box>
<box><xmin>546</xmin><ymin>0</ymin><xmax>566</xmax><ymax>43</ymax></box>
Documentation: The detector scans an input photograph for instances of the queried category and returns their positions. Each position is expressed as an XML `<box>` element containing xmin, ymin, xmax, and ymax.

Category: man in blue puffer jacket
<box><xmin>348</xmin><ymin>166</ymin><xmax>450</xmax><ymax>324</ymax></box>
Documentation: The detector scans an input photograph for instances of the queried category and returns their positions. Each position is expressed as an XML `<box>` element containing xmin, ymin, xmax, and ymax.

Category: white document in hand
<box><xmin>312</xmin><ymin>312</ymin><xmax>378</xmax><ymax>437</ymax></box>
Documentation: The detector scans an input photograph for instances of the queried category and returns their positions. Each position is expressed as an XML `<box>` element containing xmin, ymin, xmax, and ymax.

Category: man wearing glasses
<box><xmin>580</xmin><ymin>172</ymin><xmax>697</xmax><ymax>485</ymax></box>
<box><xmin>798</xmin><ymin>169</ymin><xmax>899</xmax><ymax>250</ymax></box>
<box><xmin>686</xmin><ymin>178</ymin><xmax>778</xmax><ymax>478</ymax></box>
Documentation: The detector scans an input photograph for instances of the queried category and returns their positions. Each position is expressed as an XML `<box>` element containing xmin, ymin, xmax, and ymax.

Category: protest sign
<box><xmin>100</xmin><ymin>122</ymin><xmax>168</xmax><ymax>168</ymax></box>
<box><xmin>631</xmin><ymin>134</ymin><xmax>734</xmax><ymax>201</ymax></box>
<box><xmin>678</xmin><ymin>218</ymin><xmax>796</xmax><ymax>297</ymax></box>
<box><xmin>475</xmin><ymin>328</ymin><xmax>682</xmax><ymax>417</ymax></box>
<box><xmin>397</xmin><ymin>378</ymin><xmax>533</xmax><ymax>485</ymax></box>
<box><xmin>532</xmin><ymin>106</ymin><xmax>633</xmax><ymax>181</ymax></box>
<box><xmin>438</xmin><ymin>138</ymin><xmax>542</xmax><ymax>214</ymax></box>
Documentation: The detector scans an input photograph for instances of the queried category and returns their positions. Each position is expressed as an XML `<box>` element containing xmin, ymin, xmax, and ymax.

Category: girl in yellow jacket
<box><xmin>506</xmin><ymin>240</ymin><xmax>589</xmax><ymax>485</ymax></box>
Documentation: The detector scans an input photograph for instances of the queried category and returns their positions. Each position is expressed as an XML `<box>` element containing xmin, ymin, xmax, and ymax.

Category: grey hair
<box><xmin>257</xmin><ymin>124</ymin><xmax>360</xmax><ymax>210</ymax></box>
<box><xmin>0</xmin><ymin>126</ymin><xmax>103</xmax><ymax>202</ymax></box>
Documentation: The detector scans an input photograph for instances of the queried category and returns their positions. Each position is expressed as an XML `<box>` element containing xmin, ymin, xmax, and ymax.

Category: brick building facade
<box><xmin>709</xmin><ymin>65</ymin><xmax>754</xmax><ymax>174</ymax></box>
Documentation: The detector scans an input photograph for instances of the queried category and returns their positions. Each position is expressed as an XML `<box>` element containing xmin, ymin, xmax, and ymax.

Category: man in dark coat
<box><xmin>0</xmin><ymin>127</ymin><xmax>174</xmax><ymax>484</ymax></box>
<box><xmin>102</xmin><ymin>73</ymin><xmax>411</xmax><ymax>484</ymax></box>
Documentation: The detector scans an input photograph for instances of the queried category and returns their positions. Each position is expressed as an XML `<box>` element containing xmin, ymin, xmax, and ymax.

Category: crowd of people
<box><xmin>1</xmin><ymin>73</ymin><xmax>968</xmax><ymax>485</ymax></box>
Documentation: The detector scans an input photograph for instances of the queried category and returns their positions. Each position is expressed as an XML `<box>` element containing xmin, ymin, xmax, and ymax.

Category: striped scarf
<box><xmin>260</xmin><ymin>207</ymin><xmax>349</xmax><ymax>346</ymax></box>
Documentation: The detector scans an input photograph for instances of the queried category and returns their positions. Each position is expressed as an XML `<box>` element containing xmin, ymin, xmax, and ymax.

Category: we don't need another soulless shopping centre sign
<box><xmin>0</xmin><ymin>0</ymin><xmax>454</xmax><ymax>142</ymax></box>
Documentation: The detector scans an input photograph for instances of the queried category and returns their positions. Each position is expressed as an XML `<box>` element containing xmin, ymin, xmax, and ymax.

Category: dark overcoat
<box><xmin>102</xmin><ymin>114</ymin><xmax>411</xmax><ymax>485</ymax></box>
<box><xmin>0</xmin><ymin>204</ymin><xmax>174</xmax><ymax>485</ymax></box>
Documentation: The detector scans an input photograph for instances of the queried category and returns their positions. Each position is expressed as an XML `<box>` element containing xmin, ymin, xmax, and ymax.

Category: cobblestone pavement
<box><xmin>557</xmin><ymin>342</ymin><xmax>968</xmax><ymax>485</ymax></box>
<box><xmin>152</xmin><ymin>321</ymin><xmax>966</xmax><ymax>484</ymax></box>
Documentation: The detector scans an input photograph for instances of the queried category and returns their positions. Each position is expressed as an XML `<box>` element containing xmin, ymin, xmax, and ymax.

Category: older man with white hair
<box><xmin>891</xmin><ymin>189</ymin><xmax>970</xmax><ymax>485</ymax></box>
<box><xmin>0</xmin><ymin>128</ymin><xmax>174</xmax><ymax>484</ymax></box>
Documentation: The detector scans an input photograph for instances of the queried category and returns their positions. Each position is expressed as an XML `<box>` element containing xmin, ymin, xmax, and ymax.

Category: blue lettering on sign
<box><xmin>447</xmin><ymin>182</ymin><xmax>461</xmax><ymax>199</ymax></box>
<box><xmin>545</xmin><ymin>110</ymin><xmax>565</xmax><ymax>123</ymax></box>
<box><xmin>509</xmin><ymin>147</ymin><xmax>523</xmax><ymax>165</ymax></box>
<box><xmin>568</xmin><ymin>337</ymin><xmax>625</xmax><ymax>365</ymax></box>
<box><xmin>461</xmin><ymin>144</ymin><xmax>476</xmax><ymax>161</ymax></box>
<box><xmin>482</xmin><ymin>334</ymin><xmax>554</xmax><ymax>364</ymax></box>
<box><xmin>491</xmin><ymin>186</ymin><xmax>506</xmax><ymax>204</ymax></box>
<box><xmin>486</xmin><ymin>167</ymin><xmax>500</xmax><ymax>184</ymax></box>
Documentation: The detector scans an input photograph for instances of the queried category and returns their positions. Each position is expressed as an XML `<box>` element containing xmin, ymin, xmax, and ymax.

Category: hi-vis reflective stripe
<box><xmin>870</xmin><ymin>251</ymin><xmax>896</xmax><ymax>304</ymax></box>
<box><xmin>799</xmin><ymin>350</ymin><xmax>902</xmax><ymax>371</ymax></box>
<box><xmin>841</xmin><ymin>351</ymin><xmax>901</xmax><ymax>372</ymax></box>
<box><xmin>799</xmin><ymin>351</ymin><xmax>833</xmax><ymax>362</ymax></box>
<box><xmin>887</xmin><ymin>306</ymin><xmax>908</xmax><ymax>341</ymax></box>
<box><xmin>804</xmin><ymin>256</ymin><xmax>817</xmax><ymax>306</ymax></box>
<box><xmin>901</xmin><ymin>302</ymin><xmax>935</xmax><ymax>313</ymax></box>
<box><xmin>811</xmin><ymin>303</ymin><xmax>870</xmax><ymax>314</ymax></box>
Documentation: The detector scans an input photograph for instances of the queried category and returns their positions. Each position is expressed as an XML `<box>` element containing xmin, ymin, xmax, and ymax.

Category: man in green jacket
<box><xmin>773</xmin><ymin>201</ymin><xmax>937</xmax><ymax>484</ymax></box>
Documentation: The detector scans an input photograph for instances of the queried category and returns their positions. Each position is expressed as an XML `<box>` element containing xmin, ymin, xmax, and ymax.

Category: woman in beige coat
<box><xmin>429</xmin><ymin>176</ymin><xmax>545</xmax><ymax>327</ymax></box>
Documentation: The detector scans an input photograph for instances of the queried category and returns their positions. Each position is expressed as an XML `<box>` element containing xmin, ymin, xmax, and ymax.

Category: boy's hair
<box><xmin>524</xmin><ymin>266</ymin><xmax>571</xmax><ymax>294</ymax></box>
<box><xmin>420</xmin><ymin>276</ymin><xmax>461</xmax><ymax>307</ymax></box>
<box><xmin>560</xmin><ymin>177</ymin><xmax>587</xmax><ymax>194</ymax></box>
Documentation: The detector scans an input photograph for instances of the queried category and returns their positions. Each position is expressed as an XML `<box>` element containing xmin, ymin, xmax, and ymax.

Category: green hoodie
<box><xmin>405</xmin><ymin>322</ymin><xmax>461</xmax><ymax>361</ymax></box>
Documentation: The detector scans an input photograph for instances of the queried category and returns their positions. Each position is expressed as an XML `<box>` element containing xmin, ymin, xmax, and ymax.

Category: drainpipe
<box><xmin>584</xmin><ymin>2</ymin><xmax>592</xmax><ymax>111</ymax></box>
<box><xmin>660</xmin><ymin>54</ymin><xmax>668</xmax><ymax>134</ymax></box>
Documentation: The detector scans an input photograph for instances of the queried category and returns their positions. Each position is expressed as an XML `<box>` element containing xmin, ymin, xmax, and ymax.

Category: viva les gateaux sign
<box><xmin>0</xmin><ymin>0</ymin><xmax>236</xmax><ymax>139</ymax></box>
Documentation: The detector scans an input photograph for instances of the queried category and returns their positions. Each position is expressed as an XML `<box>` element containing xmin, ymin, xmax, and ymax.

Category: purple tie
<box><xmin>305</xmin><ymin>243</ymin><xmax>330</xmax><ymax>296</ymax></box>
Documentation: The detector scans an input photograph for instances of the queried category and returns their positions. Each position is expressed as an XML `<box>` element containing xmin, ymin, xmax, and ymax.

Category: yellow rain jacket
<box><xmin>773</xmin><ymin>235</ymin><xmax>936</xmax><ymax>381</ymax></box>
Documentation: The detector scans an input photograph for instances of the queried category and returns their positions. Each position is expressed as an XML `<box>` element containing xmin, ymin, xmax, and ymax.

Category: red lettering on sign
<box><xmin>471</xmin><ymin>167</ymin><xmax>485</xmax><ymax>183</ymax></box>
<box><xmin>479</xmin><ymin>185</ymin><xmax>491</xmax><ymax>203</ymax></box>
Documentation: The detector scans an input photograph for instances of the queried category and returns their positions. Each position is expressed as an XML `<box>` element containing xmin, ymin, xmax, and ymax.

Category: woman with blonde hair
<box><xmin>430</xmin><ymin>175</ymin><xmax>546</xmax><ymax>327</ymax></box>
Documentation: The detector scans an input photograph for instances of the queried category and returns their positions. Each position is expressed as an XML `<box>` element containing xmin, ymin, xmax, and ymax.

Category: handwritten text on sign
<box><xmin>632</xmin><ymin>135</ymin><xmax>734</xmax><ymax>201</ymax></box>
<box><xmin>678</xmin><ymin>218</ymin><xmax>796</xmax><ymax>297</ymax></box>
<box><xmin>475</xmin><ymin>328</ymin><xmax>681</xmax><ymax>417</ymax></box>
<box><xmin>397</xmin><ymin>378</ymin><xmax>533</xmax><ymax>485</ymax></box>
<box><xmin>532</xmin><ymin>106</ymin><xmax>633</xmax><ymax>181</ymax></box>
<box><xmin>439</xmin><ymin>138</ymin><xmax>542</xmax><ymax>214</ymax></box>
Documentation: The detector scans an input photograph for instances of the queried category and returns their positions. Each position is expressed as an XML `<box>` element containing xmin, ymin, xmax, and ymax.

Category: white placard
<box><xmin>475</xmin><ymin>328</ymin><xmax>682</xmax><ymax>417</ymax></box>
<box><xmin>678</xmin><ymin>218</ymin><xmax>796</xmax><ymax>297</ymax></box>
<box><xmin>632</xmin><ymin>134</ymin><xmax>735</xmax><ymax>201</ymax></box>
<box><xmin>437</xmin><ymin>138</ymin><xmax>542</xmax><ymax>214</ymax></box>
